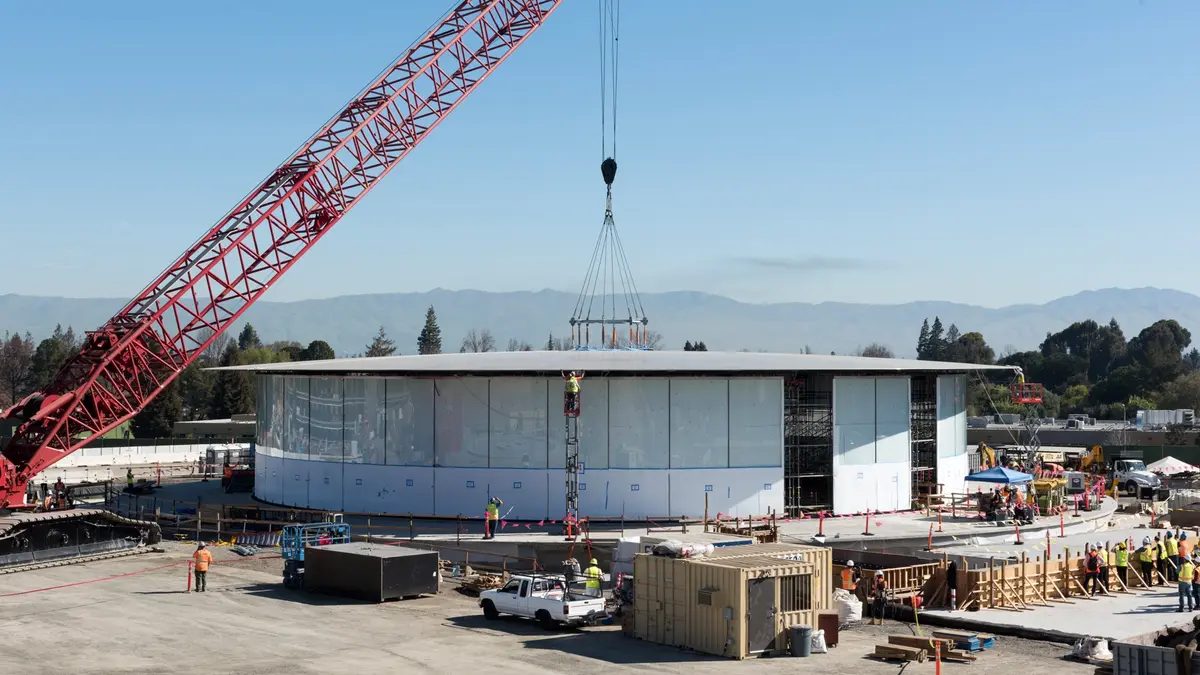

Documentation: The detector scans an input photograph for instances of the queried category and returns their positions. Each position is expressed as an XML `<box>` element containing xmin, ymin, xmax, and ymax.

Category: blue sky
<box><xmin>1</xmin><ymin>1</ymin><xmax>1196</xmax><ymax>307</ymax></box>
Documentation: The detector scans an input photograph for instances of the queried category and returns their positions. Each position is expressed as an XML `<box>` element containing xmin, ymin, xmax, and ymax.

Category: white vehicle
<box><xmin>479</xmin><ymin>574</ymin><xmax>607</xmax><ymax>629</ymax></box>
<box><xmin>1112</xmin><ymin>459</ymin><xmax>1164</xmax><ymax>496</ymax></box>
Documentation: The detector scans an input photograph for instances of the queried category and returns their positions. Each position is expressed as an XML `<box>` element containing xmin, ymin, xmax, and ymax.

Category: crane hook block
<box><xmin>601</xmin><ymin>157</ymin><xmax>617</xmax><ymax>186</ymax></box>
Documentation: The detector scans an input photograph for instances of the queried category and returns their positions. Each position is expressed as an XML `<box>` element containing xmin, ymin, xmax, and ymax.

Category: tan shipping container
<box><xmin>632</xmin><ymin>544</ymin><xmax>831</xmax><ymax>659</ymax></box>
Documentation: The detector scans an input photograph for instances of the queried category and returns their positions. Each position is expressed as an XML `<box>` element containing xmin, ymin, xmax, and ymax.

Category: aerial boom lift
<box><xmin>0</xmin><ymin>0</ymin><xmax>563</xmax><ymax>567</ymax></box>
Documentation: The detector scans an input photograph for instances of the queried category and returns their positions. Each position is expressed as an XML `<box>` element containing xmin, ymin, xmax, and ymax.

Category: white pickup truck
<box><xmin>479</xmin><ymin>574</ymin><xmax>607</xmax><ymax>629</ymax></box>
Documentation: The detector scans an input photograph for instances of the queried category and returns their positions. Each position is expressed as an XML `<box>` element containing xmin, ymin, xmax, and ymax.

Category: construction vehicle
<box><xmin>281</xmin><ymin>515</ymin><xmax>351</xmax><ymax>589</ymax></box>
<box><xmin>0</xmin><ymin>0</ymin><xmax>564</xmax><ymax>572</ymax></box>
<box><xmin>978</xmin><ymin>442</ymin><xmax>999</xmax><ymax>470</ymax></box>
<box><xmin>1078</xmin><ymin>445</ymin><xmax>1104</xmax><ymax>473</ymax></box>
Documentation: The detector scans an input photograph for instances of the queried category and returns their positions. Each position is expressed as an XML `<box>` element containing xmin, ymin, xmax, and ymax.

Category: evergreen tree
<box><xmin>237</xmin><ymin>324</ymin><xmax>262</xmax><ymax>350</ymax></box>
<box><xmin>928</xmin><ymin>317</ymin><xmax>946</xmax><ymax>360</ymax></box>
<box><xmin>365</xmin><ymin>326</ymin><xmax>397</xmax><ymax>357</ymax></box>
<box><xmin>684</xmin><ymin>340</ymin><xmax>694</xmax><ymax>351</ymax></box>
<box><xmin>417</xmin><ymin>306</ymin><xmax>442</xmax><ymax>355</ymax></box>
<box><xmin>210</xmin><ymin>344</ymin><xmax>255</xmax><ymax>417</ymax></box>
<box><xmin>130</xmin><ymin>379</ymin><xmax>182</xmax><ymax>438</ymax></box>
<box><xmin>946</xmin><ymin>323</ymin><xmax>961</xmax><ymax>344</ymax></box>
<box><xmin>694</xmin><ymin>341</ymin><xmax>708</xmax><ymax>351</ymax></box>
<box><xmin>916</xmin><ymin>319</ymin><xmax>931</xmax><ymax>359</ymax></box>
<box><xmin>546</xmin><ymin>333</ymin><xmax>556</xmax><ymax>351</ymax></box>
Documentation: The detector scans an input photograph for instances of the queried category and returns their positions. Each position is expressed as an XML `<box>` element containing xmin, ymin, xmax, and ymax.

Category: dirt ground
<box><xmin>0</xmin><ymin>542</ymin><xmax>1094</xmax><ymax>675</ymax></box>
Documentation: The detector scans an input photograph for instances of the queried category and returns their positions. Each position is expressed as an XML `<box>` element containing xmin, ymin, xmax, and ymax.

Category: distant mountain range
<box><xmin>2</xmin><ymin>287</ymin><xmax>1198</xmax><ymax>358</ymax></box>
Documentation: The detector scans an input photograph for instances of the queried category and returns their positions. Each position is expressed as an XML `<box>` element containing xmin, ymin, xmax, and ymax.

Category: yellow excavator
<box><xmin>978</xmin><ymin>442</ymin><xmax>998</xmax><ymax>470</ymax></box>
<box><xmin>1078</xmin><ymin>445</ymin><xmax>1104</xmax><ymax>473</ymax></box>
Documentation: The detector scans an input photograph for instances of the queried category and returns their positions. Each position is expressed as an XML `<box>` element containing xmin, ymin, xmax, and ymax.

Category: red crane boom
<box><xmin>0</xmin><ymin>0</ymin><xmax>562</xmax><ymax>507</ymax></box>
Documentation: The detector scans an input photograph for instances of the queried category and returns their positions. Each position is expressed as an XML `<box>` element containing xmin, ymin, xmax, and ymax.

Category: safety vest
<box><xmin>485</xmin><ymin>502</ymin><xmax>499</xmax><ymax>520</ymax></box>
<box><xmin>1115</xmin><ymin>548</ymin><xmax>1128</xmax><ymax>567</ymax></box>
<box><xmin>193</xmin><ymin>549</ymin><xmax>213</xmax><ymax>572</ymax></box>
<box><xmin>584</xmin><ymin>565</ymin><xmax>603</xmax><ymax>590</ymax></box>
<box><xmin>1085</xmin><ymin>552</ymin><xmax>1100</xmax><ymax>572</ymax></box>
<box><xmin>1182</xmin><ymin>562</ymin><xmax>1197</xmax><ymax>583</ymax></box>
<box><xmin>126</xmin><ymin>471</ymin><xmax>133</xmax><ymax>485</ymax></box>
<box><xmin>1181</xmin><ymin>542</ymin><xmax>1191</xmax><ymax>558</ymax></box>
<box><xmin>566</xmin><ymin>377</ymin><xmax>580</xmax><ymax>394</ymax></box>
<box><xmin>841</xmin><ymin>568</ymin><xmax>857</xmax><ymax>590</ymax></box>
<box><xmin>1158</xmin><ymin>543</ymin><xmax>1166</xmax><ymax>559</ymax></box>
<box><xmin>1139</xmin><ymin>547</ymin><xmax>1153</xmax><ymax>563</ymax></box>
<box><xmin>1167</xmin><ymin>538</ymin><xmax>1179</xmax><ymax>556</ymax></box>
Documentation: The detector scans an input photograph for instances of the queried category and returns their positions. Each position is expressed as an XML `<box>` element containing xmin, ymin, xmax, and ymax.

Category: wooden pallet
<box><xmin>874</xmin><ymin>644</ymin><xmax>926</xmax><ymax>662</ymax></box>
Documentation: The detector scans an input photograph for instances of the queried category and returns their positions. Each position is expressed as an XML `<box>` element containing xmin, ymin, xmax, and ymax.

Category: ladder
<box><xmin>565</xmin><ymin>395</ymin><xmax>581</xmax><ymax>539</ymax></box>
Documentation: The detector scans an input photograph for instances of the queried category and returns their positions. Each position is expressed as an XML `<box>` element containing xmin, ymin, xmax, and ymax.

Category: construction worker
<box><xmin>1157</xmin><ymin>534</ymin><xmax>1169</xmax><ymax>584</ymax></box>
<box><xmin>1181</xmin><ymin>533</ymin><xmax>1191</xmax><ymax>561</ymax></box>
<box><xmin>1180</xmin><ymin>553</ymin><xmax>1197</xmax><ymax>613</ymax></box>
<box><xmin>1191</xmin><ymin>552</ymin><xmax>1200</xmax><ymax>608</ymax></box>
<box><xmin>192</xmin><ymin>542</ymin><xmax>213</xmax><ymax>592</ymax></box>
<box><xmin>126</xmin><ymin>467</ymin><xmax>134</xmax><ymax>491</ymax></box>
<box><xmin>841</xmin><ymin>560</ymin><xmax>860</xmax><ymax>592</ymax></box>
<box><xmin>1096</xmin><ymin>542</ymin><xmax>1109</xmax><ymax>592</ymax></box>
<box><xmin>584</xmin><ymin>558</ymin><xmax>604</xmax><ymax>598</ymax></box>
<box><xmin>1113</xmin><ymin>540</ymin><xmax>1129</xmax><ymax>587</ymax></box>
<box><xmin>484</xmin><ymin>496</ymin><xmax>503</xmax><ymax>540</ymax></box>
<box><xmin>1083</xmin><ymin>544</ymin><xmax>1102</xmax><ymax>594</ymax></box>
<box><xmin>1166</xmin><ymin>532</ymin><xmax>1180</xmax><ymax>582</ymax></box>
<box><xmin>1138</xmin><ymin>537</ymin><xmax>1156</xmax><ymax>587</ymax></box>
<box><xmin>869</xmin><ymin>571</ymin><xmax>888</xmax><ymax>625</ymax></box>
<box><xmin>563</xmin><ymin>371</ymin><xmax>583</xmax><ymax>413</ymax></box>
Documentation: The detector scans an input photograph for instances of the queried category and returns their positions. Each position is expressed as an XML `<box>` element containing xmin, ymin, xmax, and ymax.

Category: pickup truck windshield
<box><xmin>1124</xmin><ymin>461</ymin><xmax>1147</xmax><ymax>472</ymax></box>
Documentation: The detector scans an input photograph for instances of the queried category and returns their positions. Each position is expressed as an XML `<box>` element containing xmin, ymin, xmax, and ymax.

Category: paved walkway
<box><xmin>923</xmin><ymin>584</ymin><xmax>1195</xmax><ymax>642</ymax></box>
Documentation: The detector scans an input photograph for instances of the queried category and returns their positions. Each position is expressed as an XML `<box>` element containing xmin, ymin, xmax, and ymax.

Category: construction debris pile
<box><xmin>1154</xmin><ymin>616</ymin><xmax>1200</xmax><ymax>648</ymax></box>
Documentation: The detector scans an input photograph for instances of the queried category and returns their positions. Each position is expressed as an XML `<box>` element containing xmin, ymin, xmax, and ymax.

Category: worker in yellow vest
<box><xmin>1179</xmin><ymin>555</ymin><xmax>1196</xmax><ymax>612</ymax></box>
<box><xmin>1156</xmin><ymin>535</ymin><xmax>1169</xmax><ymax>585</ymax></box>
<box><xmin>583</xmin><ymin>558</ymin><xmax>604</xmax><ymax>598</ymax></box>
<box><xmin>1166</xmin><ymin>532</ymin><xmax>1180</xmax><ymax>582</ymax></box>
<box><xmin>1113</xmin><ymin>541</ymin><xmax>1129</xmax><ymax>587</ymax></box>
<box><xmin>1138</xmin><ymin>537</ymin><xmax>1156</xmax><ymax>587</ymax></box>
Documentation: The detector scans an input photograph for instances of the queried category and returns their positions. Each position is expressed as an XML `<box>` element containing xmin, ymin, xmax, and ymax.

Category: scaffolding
<box><xmin>910</xmin><ymin>375</ymin><xmax>937</xmax><ymax>499</ymax></box>
<box><xmin>783</xmin><ymin>375</ymin><xmax>833</xmax><ymax>515</ymax></box>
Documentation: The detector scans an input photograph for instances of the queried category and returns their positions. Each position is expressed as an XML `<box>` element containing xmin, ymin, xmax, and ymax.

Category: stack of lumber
<box><xmin>874</xmin><ymin>644</ymin><xmax>927</xmax><ymax>662</ymax></box>
<box><xmin>931</xmin><ymin>629</ymin><xmax>996</xmax><ymax>652</ymax></box>
<box><xmin>887</xmin><ymin>635</ymin><xmax>977</xmax><ymax>663</ymax></box>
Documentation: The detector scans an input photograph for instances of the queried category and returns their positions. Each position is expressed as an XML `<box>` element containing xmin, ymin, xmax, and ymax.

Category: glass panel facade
<box><xmin>344</xmin><ymin>378</ymin><xmax>385</xmax><ymax>464</ymax></box>
<box><xmin>385</xmin><ymin>378</ymin><xmax>435</xmax><ymax>466</ymax></box>
<box><xmin>309</xmin><ymin>377</ymin><xmax>343</xmax><ymax>462</ymax></box>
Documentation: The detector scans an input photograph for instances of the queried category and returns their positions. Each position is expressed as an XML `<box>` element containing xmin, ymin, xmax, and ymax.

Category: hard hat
<box><xmin>1095</xmin><ymin>542</ymin><xmax>1103</xmax><ymax>550</ymax></box>
<box><xmin>1167</xmin><ymin>531</ymin><xmax>1175</xmax><ymax>538</ymax></box>
<box><xmin>197</xmin><ymin>542</ymin><xmax>206</xmax><ymax>549</ymax></box>
<box><xmin>590</xmin><ymin>558</ymin><xmax>598</xmax><ymax>565</ymax></box>
<box><xmin>846</xmin><ymin>560</ymin><xmax>855</xmax><ymax>568</ymax></box>
<box><xmin>1144</xmin><ymin>537</ymin><xmax>1152</xmax><ymax>545</ymax></box>
<box><xmin>875</xmin><ymin>571</ymin><xmax>884</xmax><ymax>577</ymax></box>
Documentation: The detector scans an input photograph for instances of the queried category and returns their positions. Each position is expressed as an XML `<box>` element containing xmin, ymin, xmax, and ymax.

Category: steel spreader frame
<box><xmin>0</xmin><ymin>0</ymin><xmax>562</xmax><ymax>506</ymax></box>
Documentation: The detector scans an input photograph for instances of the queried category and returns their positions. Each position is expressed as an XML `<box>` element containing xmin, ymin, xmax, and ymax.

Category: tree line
<box><xmin>909</xmin><ymin>316</ymin><xmax>1200</xmax><ymax>420</ymax></box>
<box><xmin>0</xmin><ymin>305</ymin><xmax>682</xmax><ymax>439</ymax></box>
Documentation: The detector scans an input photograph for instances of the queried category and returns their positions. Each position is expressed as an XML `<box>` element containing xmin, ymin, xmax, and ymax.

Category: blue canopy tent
<box><xmin>965</xmin><ymin>466</ymin><xmax>1034</xmax><ymax>484</ymax></box>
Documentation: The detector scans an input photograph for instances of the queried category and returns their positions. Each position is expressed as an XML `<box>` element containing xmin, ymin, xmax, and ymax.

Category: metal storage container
<box><xmin>304</xmin><ymin>542</ymin><xmax>439</xmax><ymax>602</ymax></box>
<box><xmin>1114</xmin><ymin>641</ymin><xmax>1200</xmax><ymax>675</ymax></box>
<box><xmin>632</xmin><ymin>543</ymin><xmax>832</xmax><ymax>659</ymax></box>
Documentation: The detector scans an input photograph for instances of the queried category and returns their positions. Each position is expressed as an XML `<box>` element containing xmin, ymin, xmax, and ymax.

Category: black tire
<box><xmin>482</xmin><ymin>600</ymin><xmax>499</xmax><ymax>620</ymax></box>
<box><xmin>1125</xmin><ymin>481</ymin><xmax>1138</xmax><ymax>496</ymax></box>
<box><xmin>536</xmin><ymin>610</ymin><xmax>558</xmax><ymax>631</ymax></box>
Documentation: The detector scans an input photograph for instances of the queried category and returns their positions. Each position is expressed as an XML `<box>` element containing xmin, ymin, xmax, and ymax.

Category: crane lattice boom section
<box><xmin>0</xmin><ymin>0</ymin><xmax>562</xmax><ymax>505</ymax></box>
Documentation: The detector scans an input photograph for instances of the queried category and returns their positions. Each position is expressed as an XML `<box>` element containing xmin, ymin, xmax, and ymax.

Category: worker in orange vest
<box><xmin>192</xmin><ymin>542</ymin><xmax>213</xmax><ymax>592</ymax></box>
<box><xmin>841</xmin><ymin>560</ymin><xmax>860</xmax><ymax>592</ymax></box>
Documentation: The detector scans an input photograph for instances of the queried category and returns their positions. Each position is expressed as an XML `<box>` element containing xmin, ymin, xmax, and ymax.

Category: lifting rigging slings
<box><xmin>570</xmin><ymin>0</ymin><xmax>649</xmax><ymax>350</ymax></box>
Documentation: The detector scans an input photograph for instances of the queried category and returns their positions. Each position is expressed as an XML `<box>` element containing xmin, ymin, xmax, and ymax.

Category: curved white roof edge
<box><xmin>210</xmin><ymin>349</ymin><xmax>1013</xmax><ymax>375</ymax></box>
